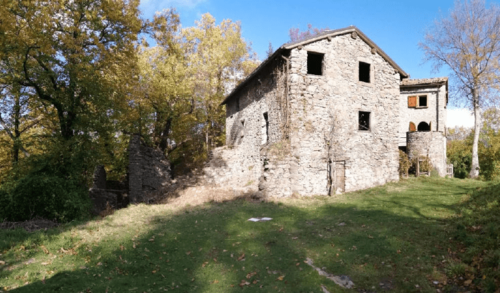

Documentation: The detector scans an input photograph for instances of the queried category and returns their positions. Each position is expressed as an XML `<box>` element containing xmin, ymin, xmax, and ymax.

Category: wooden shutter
<box><xmin>409</xmin><ymin>122</ymin><xmax>416</xmax><ymax>132</ymax></box>
<box><xmin>408</xmin><ymin>96</ymin><xmax>417</xmax><ymax>108</ymax></box>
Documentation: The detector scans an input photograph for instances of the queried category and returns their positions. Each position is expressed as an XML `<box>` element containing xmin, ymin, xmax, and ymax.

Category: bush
<box><xmin>0</xmin><ymin>137</ymin><xmax>95</xmax><ymax>223</ymax></box>
<box><xmin>0</xmin><ymin>174</ymin><xmax>90</xmax><ymax>223</ymax></box>
<box><xmin>398</xmin><ymin>150</ymin><xmax>411</xmax><ymax>177</ymax></box>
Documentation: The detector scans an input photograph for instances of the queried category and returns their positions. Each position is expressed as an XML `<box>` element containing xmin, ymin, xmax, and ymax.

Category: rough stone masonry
<box><xmin>204</xmin><ymin>26</ymin><xmax>449</xmax><ymax>197</ymax></box>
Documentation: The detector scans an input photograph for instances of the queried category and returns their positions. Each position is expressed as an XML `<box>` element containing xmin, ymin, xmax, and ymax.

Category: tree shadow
<box><xmin>4</xmin><ymin>184</ymin><xmax>479</xmax><ymax>293</ymax></box>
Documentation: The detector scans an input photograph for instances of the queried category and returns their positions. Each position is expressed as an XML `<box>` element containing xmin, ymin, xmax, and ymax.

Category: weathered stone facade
<box><xmin>128</xmin><ymin>134</ymin><xmax>171</xmax><ymax>203</ymax></box>
<box><xmin>407</xmin><ymin>131</ymin><xmax>448</xmax><ymax>176</ymax></box>
<box><xmin>399</xmin><ymin>78</ymin><xmax>448</xmax><ymax>146</ymax></box>
<box><xmin>204</xmin><ymin>26</ymin><xmax>448</xmax><ymax>198</ymax></box>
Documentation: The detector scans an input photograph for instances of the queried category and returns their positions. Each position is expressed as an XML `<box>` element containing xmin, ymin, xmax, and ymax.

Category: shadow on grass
<box><xmin>2</xmin><ymin>179</ymin><xmax>484</xmax><ymax>293</ymax></box>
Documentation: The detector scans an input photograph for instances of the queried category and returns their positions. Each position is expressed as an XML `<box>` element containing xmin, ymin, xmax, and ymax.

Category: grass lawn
<box><xmin>0</xmin><ymin>177</ymin><xmax>495</xmax><ymax>293</ymax></box>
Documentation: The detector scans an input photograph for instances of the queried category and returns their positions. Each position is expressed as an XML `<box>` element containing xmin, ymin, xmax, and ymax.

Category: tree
<box><xmin>289</xmin><ymin>24</ymin><xmax>330</xmax><ymax>42</ymax></box>
<box><xmin>0</xmin><ymin>0</ymin><xmax>143</xmax><ymax>140</ymax></box>
<box><xmin>266</xmin><ymin>42</ymin><xmax>274</xmax><ymax>57</ymax></box>
<box><xmin>182</xmin><ymin>13</ymin><xmax>258</xmax><ymax>155</ymax></box>
<box><xmin>0</xmin><ymin>85</ymin><xmax>36</xmax><ymax>162</ymax></box>
<box><xmin>420</xmin><ymin>0</ymin><xmax>500</xmax><ymax>178</ymax></box>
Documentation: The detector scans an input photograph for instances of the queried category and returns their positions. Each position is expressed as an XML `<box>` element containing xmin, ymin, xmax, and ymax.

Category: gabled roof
<box><xmin>400</xmin><ymin>77</ymin><xmax>448</xmax><ymax>87</ymax></box>
<box><xmin>222</xmin><ymin>26</ymin><xmax>409</xmax><ymax>105</ymax></box>
<box><xmin>400</xmin><ymin>77</ymin><xmax>449</xmax><ymax>105</ymax></box>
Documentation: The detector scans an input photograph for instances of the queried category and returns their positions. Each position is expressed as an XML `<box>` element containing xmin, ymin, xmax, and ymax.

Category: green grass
<box><xmin>0</xmin><ymin>177</ymin><xmax>496</xmax><ymax>292</ymax></box>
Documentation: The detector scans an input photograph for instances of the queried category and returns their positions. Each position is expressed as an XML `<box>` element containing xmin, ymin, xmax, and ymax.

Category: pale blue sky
<box><xmin>138</xmin><ymin>0</ymin><xmax>498</xmax><ymax>126</ymax></box>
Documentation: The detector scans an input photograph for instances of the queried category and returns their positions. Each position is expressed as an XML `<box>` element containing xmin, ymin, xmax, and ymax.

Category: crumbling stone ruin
<box><xmin>89</xmin><ymin>134</ymin><xmax>171</xmax><ymax>214</ymax></box>
<box><xmin>204</xmin><ymin>26</ymin><xmax>450</xmax><ymax>198</ymax></box>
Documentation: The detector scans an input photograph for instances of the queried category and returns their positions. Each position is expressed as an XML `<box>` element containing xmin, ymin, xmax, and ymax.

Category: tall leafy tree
<box><xmin>420</xmin><ymin>0</ymin><xmax>500</xmax><ymax>178</ymax></box>
<box><xmin>0</xmin><ymin>0</ymin><xmax>143</xmax><ymax>140</ymax></box>
<box><xmin>182</xmin><ymin>13</ymin><xmax>258</xmax><ymax>154</ymax></box>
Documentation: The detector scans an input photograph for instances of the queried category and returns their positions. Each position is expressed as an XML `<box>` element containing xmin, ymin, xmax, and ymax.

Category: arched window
<box><xmin>409</xmin><ymin>122</ymin><xmax>416</xmax><ymax>132</ymax></box>
<box><xmin>417</xmin><ymin>122</ymin><xmax>430</xmax><ymax>132</ymax></box>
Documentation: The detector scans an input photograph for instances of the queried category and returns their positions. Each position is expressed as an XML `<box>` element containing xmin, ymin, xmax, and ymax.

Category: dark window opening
<box><xmin>263</xmin><ymin>112</ymin><xmax>269</xmax><ymax>143</ymax></box>
<box><xmin>358</xmin><ymin>111</ymin><xmax>370</xmax><ymax>131</ymax></box>
<box><xmin>307</xmin><ymin>52</ymin><xmax>324</xmax><ymax>75</ymax></box>
<box><xmin>240</xmin><ymin>120</ymin><xmax>245</xmax><ymax>138</ymax></box>
<box><xmin>417</xmin><ymin>122</ymin><xmax>430</xmax><ymax>132</ymax></box>
<box><xmin>419</xmin><ymin>95</ymin><xmax>427</xmax><ymax>107</ymax></box>
<box><xmin>359</xmin><ymin>61</ymin><xmax>370</xmax><ymax>83</ymax></box>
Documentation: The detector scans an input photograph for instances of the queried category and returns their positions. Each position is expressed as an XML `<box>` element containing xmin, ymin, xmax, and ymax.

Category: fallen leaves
<box><xmin>276</xmin><ymin>275</ymin><xmax>285</xmax><ymax>281</ymax></box>
<box><xmin>0</xmin><ymin>260</ymin><xmax>5</xmax><ymax>266</ymax></box>
<box><xmin>40</xmin><ymin>245</ymin><xmax>50</xmax><ymax>254</ymax></box>
<box><xmin>246</xmin><ymin>271</ymin><xmax>257</xmax><ymax>279</ymax></box>
<box><xmin>237</xmin><ymin>253</ymin><xmax>245</xmax><ymax>261</ymax></box>
<box><xmin>239</xmin><ymin>280</ymin><xmax>250</xmax><ymax>287</ymax></box>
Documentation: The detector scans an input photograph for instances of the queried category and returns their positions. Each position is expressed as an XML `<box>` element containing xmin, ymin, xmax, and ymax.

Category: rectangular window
<box><xmin>358</xmin><ymin>111</ymin><xmax>370</xmax><ymax>131</ymax></box>
<box><xmin>240</xmin><ymin>120</ymin><xmax>245</xmax><ymax>138</ymax></box>
<box><xmin>307</xmin><ymin>52</ymin><xmax>324</xmax><ymax>75</ymax></box>
<box><xmin>262</xmin><ymin>112</ymin><xmax>269</xmax><ymax>144</ymax></box>
<box><xmin>359</xmin><ymin>61</ymin><xmax>370</xmax><ymax>83</ymax></box>
<box><xmin>418</xmin><ymin>95</ymin><xmax>427</xmax><ymax>107</ymax></box>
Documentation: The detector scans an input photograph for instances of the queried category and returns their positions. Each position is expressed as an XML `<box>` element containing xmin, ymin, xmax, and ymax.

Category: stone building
<box><xmin>203</xmin><ymin>26</ymin><xmax>448</xmax><ymax>197</ymax></box>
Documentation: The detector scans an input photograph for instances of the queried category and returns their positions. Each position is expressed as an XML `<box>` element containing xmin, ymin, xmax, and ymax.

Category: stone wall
<box><xmin>209</xmin><ymin>31</ymin><xmax>403</xmax><ymax>197</ymax></box>
<box><xmin>258</xmin><ymin>142</ymin><xmax>293</xmax><ymax>198</ymax></box>
<box><xmin>89</xmin><ymin>135</ymin><xmax>172</xmax><ymax>214</ymax></box>
<box><xmin>203</xmin><ymin>146</ymin><xmax>260</xmax><ymax>192</ymax></box>
<box><xmin>128</xmin><ymin>134</ymin><xmax>171</xmax><ymax>203</ymax></box>
<box><xmin>407</xmin><ymin>131</ymin><xmax>447</xmax><ymax>176</ymax></box>
<box><xmin>205</xmin><ymin>57</ymin><xmax>288</xmax><ymax>194</ymax></box>
<box><xmin>88</xmin><ymin>165</ymin><xmax>129</xmax><ymax>215</ymax></box>
<box><xmin>286</xmin><ymin>32</ymin><xmax>401</xmax><ymax>195</ymax></box>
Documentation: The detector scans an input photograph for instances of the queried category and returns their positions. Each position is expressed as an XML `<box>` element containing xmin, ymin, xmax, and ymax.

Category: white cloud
<box><xmin>447</xmin><ymin>108</ymin><xmax>474</xmax><ymax>128</ymax></box>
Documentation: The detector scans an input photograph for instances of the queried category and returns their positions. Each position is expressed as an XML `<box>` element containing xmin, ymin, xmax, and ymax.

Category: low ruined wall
<box><xmin>203</xmin><ymin>146</ymin><xmax>260</xmax><ymax>192</ymax></box>
<box><xmin>128</xmin><ymin>134</ymin><xmax>171</xmax><ymax>203</ymax></box>
<box><xmin>88</xmin><ymin>165</ymin><xmax>129</xmax><ymax>215</ymax></box>
<box><xmin>407</xmin><ymin>131</ymin><xmax>447</xmax><ymax>176</ymax></box>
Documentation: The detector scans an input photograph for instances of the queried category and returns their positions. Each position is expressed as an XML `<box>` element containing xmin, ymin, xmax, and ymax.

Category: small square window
<box><xmin>358</xmin><ymin>111</ymin><xmax>370</xmax><ymax>131</ymax></box>
<box><xmin>419</xmin><ymin>96</ymin><xmax>427</xmax><ymax>107</ymax></box>
<box><xmin>307</xmin><ymin>52</ymin><xmax>324</xmax><ymax>75</ymax></box>
<box><xmin>359</xmin><ymin>61</ymin><xmax>370</xmax><ymax>83</ymax></box>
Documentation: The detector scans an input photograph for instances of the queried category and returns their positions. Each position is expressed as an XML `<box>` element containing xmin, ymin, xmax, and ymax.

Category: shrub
<box><xmin>0</xmin><ymin>174</ymin><xmax>90</xmax><ymax>223</ymax></box>
<box><xmin>0</xmin><ymin>137</ymin><xmax>95</xmax><ymax>223</ymax></box>
<box><xmin>398</xmin><ymin>150</ymin><xmax>411</xmax><ymax>177</ymax></box>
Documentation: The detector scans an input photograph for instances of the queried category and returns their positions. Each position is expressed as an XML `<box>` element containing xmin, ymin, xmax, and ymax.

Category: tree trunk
<box><xmin>470</xmin><ymin>92</ymin><xmax>481</xmax><ymax>178</ymax></box>
<box><xmin>13</xmin><ymin>95</ymin><xmax>21</xmax><ymax>163</ymax></box>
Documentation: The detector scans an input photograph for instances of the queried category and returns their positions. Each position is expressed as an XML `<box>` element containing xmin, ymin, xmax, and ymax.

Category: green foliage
<box><xmin>0</xmin><ymin>174</ymin><xmax>90</xmax><ymax>223</ymax></box>
<box><xmin>418</xmin><ymin>156</ymin><xmax>433</xmax><ymax>173</ymax></box>
<box><xmin>0</xmin><ymin>137</ymin><xmax>95</xmax><ymax>222</ymax></box>
<box><xmin>398</xmin><ymin>150</ymin><xmax>411</xmax><ymax>177</ymax></box>
<box><xmin>447</xmin><ymin>139</ymin><xmax>473</xmax><ymax>179</ymax></box>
